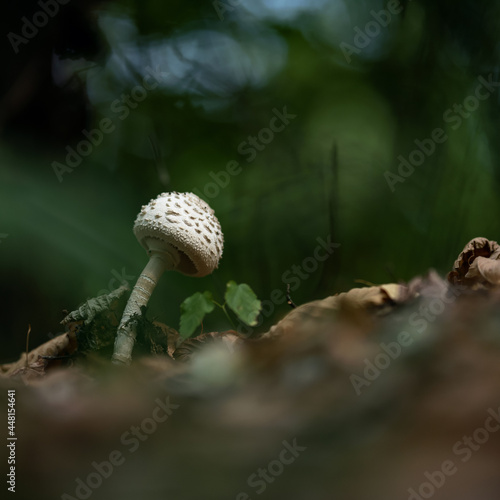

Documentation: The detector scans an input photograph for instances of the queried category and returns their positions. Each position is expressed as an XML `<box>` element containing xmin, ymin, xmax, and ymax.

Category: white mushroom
<box><xmin>112</xmin><ymin>192</ymin><xmax>224</xmax><ymax>365</ymax></box>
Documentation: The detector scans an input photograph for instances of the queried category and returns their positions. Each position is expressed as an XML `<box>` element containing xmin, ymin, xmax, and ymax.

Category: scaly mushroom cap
<box><xmin>133</xmin><ymin>192</ymin><xmax>224</xmax><ymax>277</ymax></box>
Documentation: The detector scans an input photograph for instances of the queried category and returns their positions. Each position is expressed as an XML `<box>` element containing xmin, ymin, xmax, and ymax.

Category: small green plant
<box><xmin>179</xmin><ymin>281</ymin><xmax>261</xmax><ymax>338</ymax></box>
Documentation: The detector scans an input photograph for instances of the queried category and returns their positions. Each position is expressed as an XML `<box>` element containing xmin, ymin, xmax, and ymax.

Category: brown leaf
<box><xmin>265</xmin><ymin>283</ymin><xmax>409</xmax><ymax>339</ymax></box>
<box><xmin>8</xmin><ymin>357</ymin><xmax>47</xmax><ymax>381</ymax></box>
<box><xmin>0</xmin><ymin>332</ymin><xmax>77</xmax><ymax>379</ymax></box>
<box><xmin>465</xmin><ymin>256</ymin><xmax>500</xmax><ymax>285</ymax></box>
<box><xmin>448</xmin><ymin>237</ymin><xmax>500</xmax><ymax>287</ymax></box>
<box><xmin>152</xmin><ymin>321</ymin><xmax>180</xmax><ymax>358</ymax></box>
<box><xmin>339</xmin><ymin>284</ymin><xmax>407</xmax><ymax>308</ymax></box>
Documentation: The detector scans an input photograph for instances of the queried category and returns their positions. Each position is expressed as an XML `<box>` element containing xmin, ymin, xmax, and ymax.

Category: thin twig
<box><xmin>286</xmin><ymin>284</ymin><xmax>297</xmax><ymax>309</ymax></box>
<box><xmin>25</xmin><ymin>325</ymin><xmax>31</xmax><ymax>368</ymax></box>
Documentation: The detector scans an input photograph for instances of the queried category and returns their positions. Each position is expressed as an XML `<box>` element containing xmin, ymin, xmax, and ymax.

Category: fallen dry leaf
<box><xmin>0</xmin><ymin>332</ymin><xmax>77</xmax><ymax>379</ymax></box>
<box><xmin>465</xmin><ymin>256</ymin><xmax>500</xmax><ymax>285</ymax></box>
<box><xmin>265</xmin><ymin>283</ymin><xmax>409</xmax><ymax>339</ymax></box>
<box><xmin>152</xmin><ymin>321</ymin><xmax>180</xmax><ymax>359</ymax></box>
<box><xmin>448</xmin><ymin>237</ymin><xmax>500</xmax><ymax>287</ymax></box>
<box><xmin>8</xmin><ymin>356</ymin><xmax>47</xmax><ymax>381</ymax></box>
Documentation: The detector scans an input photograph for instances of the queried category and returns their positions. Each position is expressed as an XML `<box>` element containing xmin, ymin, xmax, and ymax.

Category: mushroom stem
<box><xmin>112</xmin><ymin>252</ymin><xmax>170</xmax><ymax>365</ymax></box>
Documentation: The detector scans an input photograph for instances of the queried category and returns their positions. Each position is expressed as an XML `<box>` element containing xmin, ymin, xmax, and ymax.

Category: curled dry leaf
<box><xmin>448</xmin><ymin>237</ymin><xmax>500</xmax><ymax>287</ymax></box>
<box><xmin>465</xmin><ymin>257</ymin><xmax>500</xmax><ymax>286</ymax></box>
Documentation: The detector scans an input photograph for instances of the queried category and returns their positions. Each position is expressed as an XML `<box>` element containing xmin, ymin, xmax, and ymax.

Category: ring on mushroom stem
<box><xmin>112</xmin><ymin>191</ymin><xmax>224</xmax><ymax>365</ymax></box>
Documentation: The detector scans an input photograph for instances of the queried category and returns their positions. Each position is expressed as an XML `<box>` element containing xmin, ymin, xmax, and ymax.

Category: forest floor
<box><xmin>2</xmin><ymin>237</ymin><xmax>500</xmax><ymax>500</ymax></box>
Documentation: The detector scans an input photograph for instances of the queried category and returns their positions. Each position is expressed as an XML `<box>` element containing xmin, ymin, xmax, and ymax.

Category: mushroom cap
<box><xmin>133</xmin><ymin>192</ymin><xmax>224</xmax><ymax>277</ymax></box>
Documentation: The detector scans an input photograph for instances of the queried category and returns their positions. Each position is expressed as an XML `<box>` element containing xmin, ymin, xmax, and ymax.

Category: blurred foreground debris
<box><xmin>1</xmin><ymin>238</ymin><xmax>500</xmax><ymax>499</ymax></box>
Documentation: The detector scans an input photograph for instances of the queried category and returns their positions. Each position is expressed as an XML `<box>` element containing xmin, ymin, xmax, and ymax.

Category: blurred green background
<box><xmin>2</xmin><ymin>0</ymin><xmax>500</xmax><ymax>360</ymax></box>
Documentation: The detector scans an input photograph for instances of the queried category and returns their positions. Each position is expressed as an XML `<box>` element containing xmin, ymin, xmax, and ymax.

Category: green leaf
<box><xmin>225</xmin><ymin>281</ymin><xmax>261</xmax><ymax>326</ymax></box>
<box><xmin>179</xmin><ymin>291</ymin><xmax>215</xmax><ymax>338</ymax></box>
